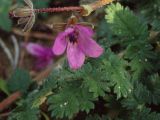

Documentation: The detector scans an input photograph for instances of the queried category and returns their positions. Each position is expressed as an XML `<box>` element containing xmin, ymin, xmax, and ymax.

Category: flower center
<box><xmin>68</xmin><ymin>32</ymin><xmax>78</xmax><ymax>43</ymax></box>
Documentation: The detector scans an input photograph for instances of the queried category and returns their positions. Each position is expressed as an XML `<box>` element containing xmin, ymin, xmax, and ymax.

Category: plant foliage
<box><xmin>3</xmin><ymin>0</ymin><xmax>160</xmax><ymax>120</ymax></box>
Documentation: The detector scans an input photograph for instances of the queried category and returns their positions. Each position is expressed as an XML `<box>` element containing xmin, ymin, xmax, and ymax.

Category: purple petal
<box><xmin>52</xmin><ymin>27</ymin><xmax>74</xmax><ymax>55</ymax></box>
<box><xmin>35</xmin><ymin>58</ymin><xmax>52</xmax><ymax>70</ymax></box>
<box><xmin>25</xmin><ymin>43</ymin><xmax>51</xmax><ymax>57</ymax></box>
<box><xmin>25</xmin><ymin>43</ymin><xmax>54</xmax><ymax>70</ymax></box>
<box><xmin>75</xmin><ymin>25</ymin><xmax>94</xmax><ymax>37</ymax></box>
<box><xmin>78</xmin><ymin>33</ymin><xmax>104</xmax><ymax>58</ymax></box>
<box><xmin>67</xmin><ymin>42</ymin><xmax>85</xmax><ymax>70</ymax></box>
<box><xmin>75</xmin><ymin>25</ymin><xmax>103</xmax><ymax>57</ymax></box>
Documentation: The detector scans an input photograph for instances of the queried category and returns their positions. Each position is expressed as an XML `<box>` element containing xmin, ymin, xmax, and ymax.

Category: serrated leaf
<box><xmin>103</xmin><ymin>50</ymin><xmax>132</xmax><ymax>99</ymax></box>
<box><xmin>7</xmin><ymin>69</ymin><xmax>32</xmax><ymax>93</ymax></box>
<box><xmin>31</xmin><ymin>72</ymin><xmax>58</xmax><ymax>108</ymax></box>
<box><xmin>48</xmin><ymin>87</ymin><xmax>79</xmax><ymax>119</ymax></box>
<box><xmin>8</xmin><ymin>100</ymin><xmax>39</xmax><ymax>120</ymax></box>
<box><xmin>105</xmin><ymin>3</ymin><xmax>148</xmax><ymax>41</ymax></box>
<box><xmin>130</xmin><ymin>107</ymin><xmax>160</xmax><ymax>120</ymax></box>
<box><xmin>47</xmin><ymin>81</ymin><xmax>95</xmax><ymax>119</ymax></box>
<box><xmin>78</xmin><ymin>87</ymin><xmax>95</xmax><ymax>113</ymax></box>
<box><xmin>83</xmin><ymin>71</ymin><xmax>110</xmax><ymax>98</ymax></box>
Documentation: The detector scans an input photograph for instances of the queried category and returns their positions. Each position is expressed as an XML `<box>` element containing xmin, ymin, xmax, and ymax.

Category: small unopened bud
<box><xmin>81</xmin><ymin>5</ymin><xmax>94</xmax><ymax>16</ymax></box>
<box><xmin>81</xmin><ymin>0</ymin><xmax>114</xmax><ymax>16</ymax></box>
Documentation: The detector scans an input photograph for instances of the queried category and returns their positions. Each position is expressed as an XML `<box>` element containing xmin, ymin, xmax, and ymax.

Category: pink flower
<box><xmin>25</xmin><ymin>43</ymin><xmax>55</xmax><ymax>70</ymax></box>
<box><xmin>52</xmin><ymin>24</ymin><xmax>103</xmax><ymax>69</ymax></box>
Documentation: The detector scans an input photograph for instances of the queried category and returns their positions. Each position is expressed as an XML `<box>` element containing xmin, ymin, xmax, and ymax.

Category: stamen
<box><xmin>69</xmin><ymin>33</ymin><xmax>77</xmax><ymax>43</ymax></box>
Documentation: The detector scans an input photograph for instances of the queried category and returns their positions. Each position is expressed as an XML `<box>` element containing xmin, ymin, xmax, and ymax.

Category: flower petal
<box><xmin>25</xmin><ymin>43</ymin><xmax>54</xmax><ymax>70</ymax></box>
<box><xmin>35</xmin><ymin>57</ymin><xmax>52</xmax><ymax>70</ymax></box>
<box><xmin>25</xmin><ymin>43</ymin><xmax>51</xmax><ymax>57</ymax></box>
<box><xmin>78</xmin><ymin>36</ymin><xmax>103</xmax><ymax>58</ymax></box>
<box><xmin>75</xmin><ymin>25</ymin><xmax>94</xmax><ymax>37</ymax></box>
<box><xmin>67</xmin><ymin>42</ymin><xmax>85</xmax><ymax>69</ymax></box>
<box><xmin>52</xmin><ymin>27</ymin><xmax>74</xmax><ymax>55</ymax></box>
<box><xmin>76</xmin><ymin>25</ymin><xmax>103</xmax><ymax>57</ymax></box>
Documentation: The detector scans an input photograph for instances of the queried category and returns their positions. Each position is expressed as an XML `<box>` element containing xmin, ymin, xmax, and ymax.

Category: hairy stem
<box><xmin>34</xmin><ymin>6</ymin><xmax>83</xmax><ymax>13</ymax></box>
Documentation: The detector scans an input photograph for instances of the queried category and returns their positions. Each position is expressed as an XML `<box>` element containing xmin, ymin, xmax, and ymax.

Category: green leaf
<box><xmin>122</xmin><ymin>74</ymin><xmax>160</xmax><ymax>110</ymax></box>
<box><xmin>83</xmin><ymin>70</ymin><xmax>110</xmax><ymax>98</ymax></box>
<box><xmin>48</xmin><ymin>81</ymin><xmax>95</xmax><ymax>119</ymax></box>
<box><xmin>32</xmin><ymin>73</ymin><xmax>58</xmax><ymax>108</ymax></box>
<box><xmin>0</xmin><ymin>13</ymin><xmax>12</xmax><ymax>31</ymax></box>
<box><xmin>103</xmin><ymin>50</ymin><xmax>132</xmax><ymax>99</ymax></box>
<box><xmin>0</xmin><ymin>0</ymin><xmax>12</xmax><ymax>31</ymax></box>
<box><xmin>138</xmin><ymin>0</ymin><xmax>160</xmax><ymax>30</ymax></box>
<box><xmin>7</xmin><ymin>69</ymin><xmax>32</xmax><ymax>93</ymax></box>
<box><xmin>122</xmin><ymin>83</ymin><xmax>149</xmax><ymax>110</ymax></box>
<box><xmin>105</xmin><ymin>3</ymin><xmax>148</xmax><ymax>42</ymax></box>
<box><xmin>48</xmin><ymin>86</ymin><xmax>79</xmax><ymax>118</ymax></box>
<box><xmin>0</xmin><ymin>79</ymin><xmax>9</xmax><ymax>95</ymax></box>
<box><xmin>105</xmin><ymin>3</ymin><xmax>155</xmax><ymax>80</ymax></box>
<box><xmin>8</xmin><ymin>100</ymin><xmax>39</xmax><ymax>120</ymax></box>
<box><xmin>78</xmin><ymin>87</ymin><xmax>95</xmax><ymax>113</ymax></box>
<box><xmin>125</xmin><ymin>44</ymin><xmax>156</xmax><ymax>79</ymax></box>
<box><xmin>73</xmin><ymin>63</ymin><xmax>110</xmax><ymax>98</ymax></box>
<box><xmin>130</xmin><ymin>107</ymin><xmax>160</xmax><ymax>120</ymax></box>
<box><xmin>145</xmin><ymin>74</ymin><xmax>160</xmax><ymax>104</ymax></box>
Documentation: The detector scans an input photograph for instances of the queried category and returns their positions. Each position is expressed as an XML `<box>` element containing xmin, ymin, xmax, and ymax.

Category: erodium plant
<box><xmin>10</xmin><ymin>0</ymin><xmax>112</xmax><ymax>69</ymax></box>
<box><xmin>1</xmin><ymin>0</ymin><xmax>160</xmax><ymax>120</ymax></box>
<box><xmin>52</xmin><ymin>21</ymin><xmax>104</xmax><ymax>69</ymax></box>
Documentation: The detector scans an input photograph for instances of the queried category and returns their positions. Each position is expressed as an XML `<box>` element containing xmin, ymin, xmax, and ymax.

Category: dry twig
<box><xmin>0</xmin><ymin>91</ymin><xmax>21</xmax><ymax>111</ymax></box>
